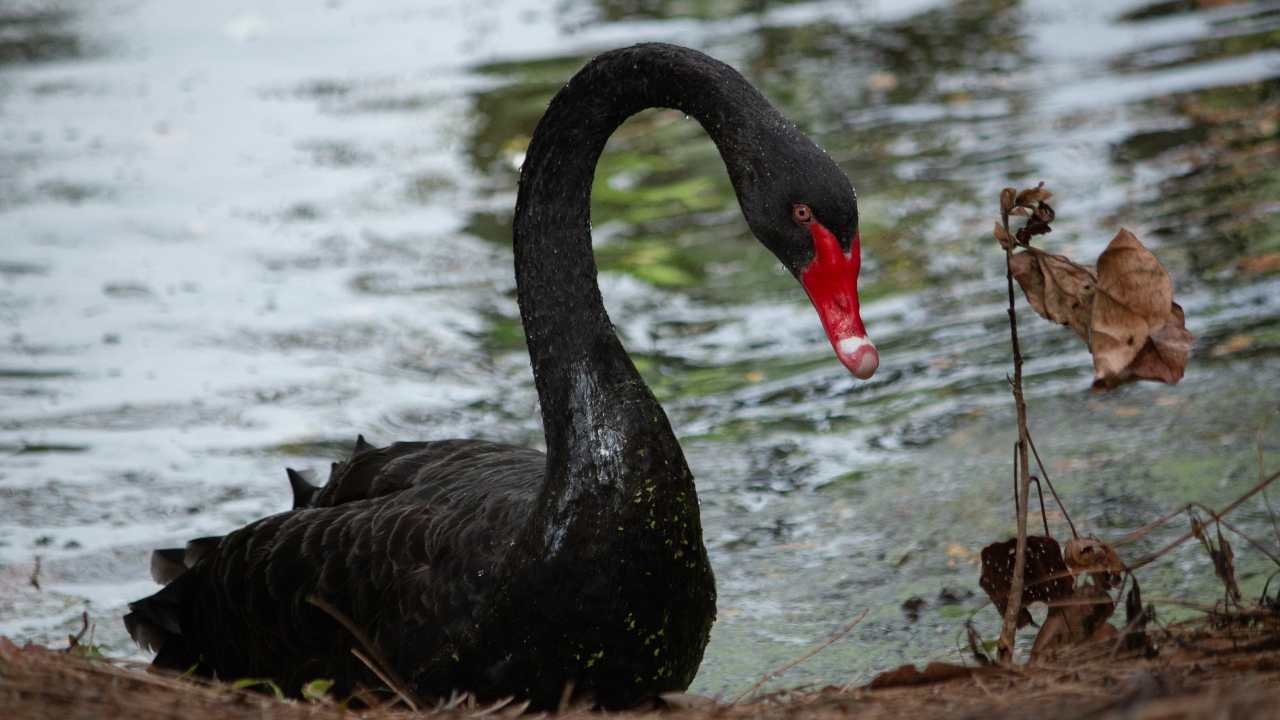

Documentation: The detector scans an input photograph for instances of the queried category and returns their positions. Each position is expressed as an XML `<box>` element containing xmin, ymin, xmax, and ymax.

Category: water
<box><xmin>2</xmin><ymin>0</ymin><xmax>1279</xmax><ymax>699</ymax></box>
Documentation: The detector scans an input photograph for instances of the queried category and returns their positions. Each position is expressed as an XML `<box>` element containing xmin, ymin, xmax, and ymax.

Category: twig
<box><xmin>1141</xmin><ymin>596</ymin><xmax>1280</xmax><ymax>620</ymax></box>
<box><xmin>1126</xmin><ymin>469</ymin><xmax>1280</xmax><ymax>570</ymax></box>
<box><xmin>966</xmin><ymin>621</ymin><xmax>993</xmax><ymax>666</ymax></box>
<box><xmin>730</xmin><ymin>609</ymin><xmax>868</xmax><ymax>704</ymax></box>
<box><xmin>350</xmin><ymin>648</ymin><xmax>417</xmax><ymax>712</ymax></box>
<box><xmin>1030</xmin><ymin>476</ymin><xmax>1050</xmax><ymax>537</ymax></box>
<box><xmin>1012</xmin><ymin>441</ymin><xmax>1020</xmax><ymax>511</ymax></box>
<box><xmin>1185</xmin><ymin>501</ymin><xmax>1280</xmax><ymax>568</ymax></box>
<box><xmin>29</xmin><ymin>555</ymin><xmax>41</xmax><ymax>591</ymax></box>
<box><xmin>64</xmin><ymin>611</ymin><xmax>90</xmax><ymax>653</ymax></box>
<box><xmin>997</xmin><ymin>195</ymin><xmax>1034</xmax><ymax>663</ymax></box>
<box><xmin>470</xmin><ymin>695</ymin><xmax>518</xmax><ymax>716</ymax></box>
<box><xmin>306</xmin><ymin>594</ymin><xmax>421</xmax><ymax>711</ymax></box>
<box><xmin>1027</xmin><ymin>432</ymin><xmax>1078</xmax><ymax>538</ymax></box>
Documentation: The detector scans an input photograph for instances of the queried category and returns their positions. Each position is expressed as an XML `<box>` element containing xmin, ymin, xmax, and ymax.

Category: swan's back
<box><xmin>126</xmin><ymin>439</ymin><xmax>544</xmax><ymax>696</ymax></box>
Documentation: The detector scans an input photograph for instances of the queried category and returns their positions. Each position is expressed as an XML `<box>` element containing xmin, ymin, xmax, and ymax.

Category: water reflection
<box><xmin>0</xmin><ymin>0</ymin><xmax>1277</xmax><ymax>700</ymax></box>
<box><xmin>0</xmin><ymin>6</ymin><xmax>83</xmax><ymax>67</ymax></box>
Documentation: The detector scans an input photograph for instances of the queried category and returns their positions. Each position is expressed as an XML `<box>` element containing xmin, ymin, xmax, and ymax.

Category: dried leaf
<box><xmin>1125</xmin><ymin>578</ymin><xmax>1143</xmax><ymax>625</ymax></box>
<box><xmin>1091</xmin><ymin>229</ymin><xmax>1174</xmax><ymax>380</ymax></box>
<box><xmin>1093</xmin><ymin>303</ymin><xmax>1193</xmax><ymax>390</ymax></box>
<box><xmin>1015</xmin><ymin>182</ymin><xmax>1052</xmax><ymax>207</ymax></box>
<box><xmin>1029</xmin><ymin>582</ymin><xmax>1116</xmax><ymax>662</ymax></box>
<box><xmin>867</xmin><ymin>662</ymin><xmax>980</xmax><ymax>689</ymax></box>
<box><xmin>1064</xmin><ymin>537</ymin><xmax>1124</xmax><ymax>588</ymax></box>
<box><xmin>995</xmin><ymin>192</ymin><xmax>1192</xmax><ymax>390</ymax></box>
<box><xmin>1217</xmin><ymin>527</ymin><xmax>1238</xmax><ymax>603</ymax></box>
<box><xmin>1000</xmin><ymin>187</ymin><xmax>1016</xmax><ymax>215</ymax></box>
<box><xmin>994</xmin><ymin>221</ymin><xmax>1014</xmax><ymax>250</ymax></box>
<box><xmin>1034</xmin><ymin>201</ymin><xmax>1055</xmax><ymax>224</ymax></box>
<box><xmin>979</xmin><ymin>536</ymin><xmax>1074</xmax><ymax>629</ymax></box>
<box><xmin>1192</xmin><ymin>518</ymin><xmax>1243</xmax><ymax>604</ymax></box>
<box><xmin>1122</xmin><ymin>579</ymin><xmax>1154</xmax><ymax>653</ymax></box>
<box><xmin>1010</xmin><ymin>249</ymin><xmax>1096</xmax><ymax>342</ymax></box>
<box><xmin>1015</xmin><ymin>218</ymin><xmax>1053</xmax><ymax>245</ymax></box>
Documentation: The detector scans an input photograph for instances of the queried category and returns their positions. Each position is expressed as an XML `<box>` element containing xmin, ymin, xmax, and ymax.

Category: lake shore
<box><xmin>5</xmin><ymin>612</ymin><xmax>1278</xmax><ymax>720</ymax></box>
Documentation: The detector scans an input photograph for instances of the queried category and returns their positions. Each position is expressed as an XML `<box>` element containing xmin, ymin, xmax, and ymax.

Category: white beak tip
<box><xmin>836</xmin><ymin>335</ymin><xmax>879</xmax><ymax>380</ymax></box>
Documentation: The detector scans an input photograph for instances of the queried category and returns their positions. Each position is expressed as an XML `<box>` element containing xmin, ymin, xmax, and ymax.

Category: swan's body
<box><xmin>125</xmin><ymin>43</ymin><xmax>875</xmax><ymax>708</ymax></box>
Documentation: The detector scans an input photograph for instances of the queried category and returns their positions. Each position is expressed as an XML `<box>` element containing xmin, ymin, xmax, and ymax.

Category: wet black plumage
<box><xmin>125</xmin><ymin>42</ymin><xmax>861</xmax><ymax>708</ymax></box>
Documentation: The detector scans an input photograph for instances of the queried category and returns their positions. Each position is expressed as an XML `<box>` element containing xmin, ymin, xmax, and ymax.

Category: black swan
<box><xmin>124</xmin><ymin>43</ymin><xmax>877</xmax><ymax>709</ymax></box>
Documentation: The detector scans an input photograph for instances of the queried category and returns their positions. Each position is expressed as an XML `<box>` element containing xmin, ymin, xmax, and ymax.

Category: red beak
<box><xmin>799</xmin><ymin>224</ymin><xmax>878</xmax><ymax>380</ymax></box>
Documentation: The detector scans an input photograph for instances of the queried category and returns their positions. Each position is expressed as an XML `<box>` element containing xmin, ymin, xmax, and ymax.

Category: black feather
<box><xmin>149</xmin><ymin>548</ymin><xmax>187</xmax><ymax>585</ymax></box>
<box><xmin>286</xmin><ymin>467</ymin><xmax>319</xmax><ymax>509</ymax></box>
<box><xmin>184</xmin><ymin>536</ymin><xmax>222</xmax><ymax>566</ymax></box>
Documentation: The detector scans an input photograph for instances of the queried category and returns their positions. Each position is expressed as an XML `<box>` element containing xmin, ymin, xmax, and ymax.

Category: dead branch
<box><xmin>997</xmin><ymin>189</ymin><xmax>1035</xmax><ymax>663</ymax></box>
<box><xmin>1125</xmin><ymin>469</ymin><xmax>1280</xmax><ymax>570</ymax></box>
<box><xmin>1027</xmin><ymin>433</ymin><xmax>1078</xmax><ymax>538</ymax></box>
<box><xmin>306</xmin><ymin>594</ymin><xmax>422</xmax><ymax>711</ymax></box>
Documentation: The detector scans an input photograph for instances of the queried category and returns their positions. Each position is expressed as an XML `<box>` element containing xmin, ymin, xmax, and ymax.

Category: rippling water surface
<box><xmin>2</xmin><ymin>0</ymin><xmax>1279</xmax><ymax>697</ymax></box>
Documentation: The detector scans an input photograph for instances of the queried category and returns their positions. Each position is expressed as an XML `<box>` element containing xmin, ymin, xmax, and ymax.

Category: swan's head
<box><xmin>736</xmin><ymin>149</ymin><xmax>878</xmax><ymax>380</ymax></box>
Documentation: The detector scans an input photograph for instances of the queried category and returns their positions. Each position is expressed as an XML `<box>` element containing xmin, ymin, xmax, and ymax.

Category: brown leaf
<box><xmin>1192</xmin><ymin>518</ymin><xmax>1242</xmax><ymax>604</ymax></box>
<box><xmin>1015</xmin><ymin>217</ymin><xmax>1053</xmax><ymax>245</ymax></box>
<box><xmin>1091</xmin><ymin>229</ymin><xmax>1174</xmax><ymax>381</ymax></box>
<box><xmin>1015</xmin><ymin>182</ymin><xmax>1052</xmax><ymax>207</ymax></box>
<box><xmin>1034</xmin><ymin>201</ymin><xmax>1055</xmax><ymax>224</ymax></box>
<box><xmin>1064</xmin><ymin>537</ymin><xmax>1124</xmax><ymax>588</ymax></box>
<box><xmin>1063</xmin><ymin>537</ymin><xmax>1123</xmax><ymax>573</ymax></box>
<box><xmin>1122</xmin><ymin>579</ymin><xmax>1154</xmax><ymax>653</ymax></box>
<box><xmin>1009</xmin><ymin>249</ymin><xmax>1096</xmax><ymax>342</ymax></box>
<box><xmin>1000</xmin><ymin>187</ymin><xmax>1016</xmax><ymax>215</ymax></box>
<box><xmin>994</xmin><ymin>221</ymin><xmax>1013</xmax><ymax>251</ymax></box>
<box><xmin>1029</xmin><ymin>582</ymin><xmax>1116</xmax><ymax>662</ymax></box>
<box><xmin>1093</xmin><ymin>303</ymin><xmax>1193</xmax><ymax>390</ymax></box>
<box><xmin>867</xmin><ymin>662</ymin><xmax>981</xmax><ymax>689</ymax></box>
<box><xmin>979</xmin><ymin>536</ymin><xmax>1074</xmax><ymax>629</ymax></box>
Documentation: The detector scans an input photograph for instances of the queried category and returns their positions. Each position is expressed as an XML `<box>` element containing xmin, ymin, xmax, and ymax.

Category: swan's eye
<box><xmin>791</xmin><ymin>204</ymin><xmax>813</xmax><ymax>225</ymax></box>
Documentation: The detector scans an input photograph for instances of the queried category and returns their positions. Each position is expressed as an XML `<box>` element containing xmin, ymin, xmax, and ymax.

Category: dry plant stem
<box><xmin>1126</xmin><ymin>469</ymin><xmax>1280</xmax><ymax>570</ymax></box>
<box><xmin>351</xmin><ymin>648</ymin><xmax>418</xmax><ymax>712</ymax></box>
<box><xmin>1145</xmin><ymin>596</ymin><xmax>1280</xmax><ymax>620</ymax></box>
<box><xmin>997</xmin><ymin>238</ymin><xmax>1034</xmax><ymax>664</ymax></box>
<box><xmin>305</xmin><ymin>595</ymin><xmax>422</xmax><ymax>711</ymax></box>
<box><xmin>1115</xmin><ymin>470</ymin><xmax>1279</xmax><ymax>550</ymax></box>
<box><xmin>1185</xmin><ymin>502</ymin><xmax>1280</xmax><ymax>568</ymax></box>
<box><xmin>1010</xmin><ymin>441</ymin><xmax>1050</xmax><ymax>536</ymax></box>
<box><xmin>730</xmin><ymin>609</ymin><xmax>868</xmax><ymax>704</ymax></box>
<box><xmin>1027</xmin><ymin>433</ymin><xmax>1078</xmax><ymax>538</ymax></box>
<box><xmin>1030</xmin><ymin>476</ymin><xmax>1050</xmax><ymax>536</ymax></box>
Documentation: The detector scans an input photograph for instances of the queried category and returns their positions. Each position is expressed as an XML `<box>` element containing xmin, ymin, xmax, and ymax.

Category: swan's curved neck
<box><xmin>511</xmin><ymin>45</ymin><xmax>783</xmax><ymax>550</ymax></box>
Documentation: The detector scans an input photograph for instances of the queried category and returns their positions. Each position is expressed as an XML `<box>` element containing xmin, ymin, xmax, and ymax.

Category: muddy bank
<box><xmin>4</xmin><ymin>612</ymin><xmax>1280</xmax><ymax>720</ymax></box>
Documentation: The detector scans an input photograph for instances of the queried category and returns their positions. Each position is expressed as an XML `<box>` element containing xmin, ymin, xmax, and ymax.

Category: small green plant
<box><xmin>301</xmin><ymin>678</ymin><xmax>335</xmax><ymax>703</ymax></box>
<box><xmin>231</xmin><ymin>677</ymin><xmax>286</xmax><ymax>701</ymax></box>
